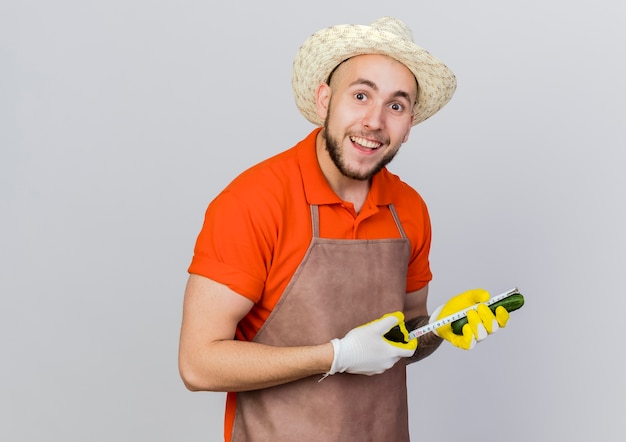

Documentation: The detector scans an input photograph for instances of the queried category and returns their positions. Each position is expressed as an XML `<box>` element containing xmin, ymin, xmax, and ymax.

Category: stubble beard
<box><xmin>323</xmin><ymin>112</ymin><xmax>398</xmax><ymax>182</ymax></box>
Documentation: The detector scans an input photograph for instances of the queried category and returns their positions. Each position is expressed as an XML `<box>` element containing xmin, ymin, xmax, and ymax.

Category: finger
<box><xmin>495</xmin><ymin>305</ymin><xmax>510</xmax><ymax>328</ymax></box>
<box><xmin>440</xmin><ymin>324</ymin><xmax>475</xmax><ymax>350</ymax></box>
<box><xmin>460</xmin><ymin>323</ymin><xmax>477</xmax><ymax>350</ymax></box>
<box><xmin>395</xmin><ymin>337</ymin><xmax>418</xmax><ymax>353</ymax></box>
<box><xmin>466</xmin><ymin>309</ymin><xmax>488</xmax><ymax>341</ymax></box>
<box><xmin>476</xmin><ymin>304</ymin><xmax>499</xmax><ymax>334</ymax></box>
<box><xmin>382</xmin><ymin>312</ymin><xmax>417</xmax><ymax>351</ymax></box>
<box><xmin>378</xmin><ymin>312</ymin><xmax>403</xmax><ymax>331</ymax></box>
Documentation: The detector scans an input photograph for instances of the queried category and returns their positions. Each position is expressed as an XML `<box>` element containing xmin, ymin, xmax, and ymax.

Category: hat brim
<box><xmin>292</xmin><ymin>23</ymin><xmax>457</xmax><ymax>127</ymax></box>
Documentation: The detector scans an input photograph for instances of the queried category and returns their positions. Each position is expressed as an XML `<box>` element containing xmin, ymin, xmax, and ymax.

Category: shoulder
<box><xmin>215</xmin><ymin>130</ymin><xmax>320</xmax><ymax>216</ymax></box>
<box><xmin>205</xmin><ymin>141</ymin><xmax>311</xmax><ymax>248</ymax></box>
<box><xmin>222</xmin><ymin>128</ymin><xmax>320</xmax><ymax>202</ymax></box>
<box><xmin>378</xmin><ymin>168</ymin><xmax>428</xmax><ymax>210</ymax></box>
<box><xmin>218</xmin><ymin>146</ymin><xmax>301</xmax><ymax>208</ymax></box>
<box><xmin>376</xmin><ymin>169</ymin><xmax>431</xmax><ymax>242</ymax></box>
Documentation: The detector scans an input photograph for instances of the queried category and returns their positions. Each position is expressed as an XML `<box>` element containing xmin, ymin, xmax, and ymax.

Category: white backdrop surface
<box><xmin>2</xmin><ymin>1</ymin><xmax>625</xmax><ymax>441</ymax></box>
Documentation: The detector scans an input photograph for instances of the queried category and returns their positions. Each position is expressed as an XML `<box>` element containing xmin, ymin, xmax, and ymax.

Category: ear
<box><xmin>315</xmin><ymin>83</ymin><xmax>331</xmax><ymax>120</ymax></box>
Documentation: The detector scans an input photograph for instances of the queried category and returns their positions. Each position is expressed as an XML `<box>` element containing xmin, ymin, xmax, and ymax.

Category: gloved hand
<box><xmin>328</xmin><ymin>312</ymin><xmax>417</xmax><ymax>376</ymax></box>
<box><xmin>430</xmin><ymin>288</ymin><xmax>509</xmax><ymax>350</ymax></box>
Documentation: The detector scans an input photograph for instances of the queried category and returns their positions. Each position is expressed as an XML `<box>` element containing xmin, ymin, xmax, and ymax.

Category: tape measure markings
<box><xmin>408</xmin><ymin>287</ymin><xmax>520</xmax><ymax>340</ymax></box>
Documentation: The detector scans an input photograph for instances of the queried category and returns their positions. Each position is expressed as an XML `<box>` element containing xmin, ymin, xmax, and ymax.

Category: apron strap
<box><xmin>388</xmin><ymin>204</ymin><xmax>408</xmax><ymax>239</ymax></box>
<box><xmin>310</xmin><ymin>205</ymin><xmax>321</xmax><ymax>238</ymax></box>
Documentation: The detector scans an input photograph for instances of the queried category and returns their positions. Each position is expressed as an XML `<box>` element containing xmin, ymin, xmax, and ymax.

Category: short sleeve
<box><xmin>188</xmin><ymin>189</ymin><xmax>273</xmax><ymax>302</ymax></box>
<box><xmin>404</xmin><ymin>194</ymin><xmax>433</xmax><ymax>292</ymax></box>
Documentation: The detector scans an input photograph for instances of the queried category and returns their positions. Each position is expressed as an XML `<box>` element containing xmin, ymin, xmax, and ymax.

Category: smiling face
<box><xmin>316</xmin><ymin>54</ymin><xmax>418</xmax><ymax>183</ymax></box>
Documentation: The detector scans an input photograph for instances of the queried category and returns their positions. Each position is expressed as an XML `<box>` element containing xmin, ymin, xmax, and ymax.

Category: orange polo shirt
<box><xmin>188</xmin><ymin>128</ymin><xmax>432</xmax><ymax>440</ymax></box>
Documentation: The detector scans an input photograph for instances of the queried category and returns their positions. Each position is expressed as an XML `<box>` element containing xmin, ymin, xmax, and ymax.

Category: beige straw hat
<box><xmin>292</xmin><ymin>16</ymin><xmax>457</xmax><ymax>127</ymax></box>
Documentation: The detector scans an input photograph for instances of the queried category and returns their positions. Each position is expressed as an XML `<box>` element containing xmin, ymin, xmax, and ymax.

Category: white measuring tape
<box><xmin>408</xmin><ymin>287</ymin><xmax>520</xmax><ymax>339</ymax></box>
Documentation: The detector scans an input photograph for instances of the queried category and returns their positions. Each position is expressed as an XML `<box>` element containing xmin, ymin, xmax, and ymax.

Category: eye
<box><xmin>390</xmin><ymin>102</ymin><xmax>404</xmax><ymax>112</ymax></box>
<box><xmin>354</xmin><ymin>92</ymin><xmax>368</xmax><ymax>102</ymax></box>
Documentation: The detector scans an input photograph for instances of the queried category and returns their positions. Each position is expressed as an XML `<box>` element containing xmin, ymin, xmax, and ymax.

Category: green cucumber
<box><xmin>451</xmin><ymin>293</ymin><xmax>525</xmax><ymax>335</ymax></box>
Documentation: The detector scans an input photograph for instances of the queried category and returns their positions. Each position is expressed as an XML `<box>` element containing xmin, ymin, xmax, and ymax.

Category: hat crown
<box><xmin>370</xmin><ymin>16</ymin><xmax>414</xmax><ymax>43</ymax></box>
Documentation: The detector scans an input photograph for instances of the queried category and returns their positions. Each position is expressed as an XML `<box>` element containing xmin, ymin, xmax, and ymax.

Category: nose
<box><xmin>362</xmin><ymin>104</ymin><xmax>384</xmax><ymax>130</ymax></box>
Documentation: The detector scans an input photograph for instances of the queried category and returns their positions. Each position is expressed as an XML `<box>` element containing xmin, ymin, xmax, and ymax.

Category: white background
<box><xmin>2</xmin><ymin>1</ymin><xmax>625</xmax><ymax>441</ymax></box>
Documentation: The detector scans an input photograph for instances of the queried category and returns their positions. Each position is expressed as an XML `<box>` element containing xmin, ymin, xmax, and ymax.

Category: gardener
<box><xmin>178</xmin><ymin>16</ymin><xmax>509</xmax><ymax>442</ymax></box>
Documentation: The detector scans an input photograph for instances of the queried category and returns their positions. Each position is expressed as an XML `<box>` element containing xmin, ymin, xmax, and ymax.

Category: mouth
<box><xmin>350</xmin><ymin>136</ymin><xmax>382</xmax><ymax>151</ymax></box>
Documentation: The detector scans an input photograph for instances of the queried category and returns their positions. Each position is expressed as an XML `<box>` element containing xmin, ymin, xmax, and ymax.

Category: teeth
<box><xmin>350</xmin><ymin>136</ymin><xmax>381</xmax><ymax>149</ymax></box>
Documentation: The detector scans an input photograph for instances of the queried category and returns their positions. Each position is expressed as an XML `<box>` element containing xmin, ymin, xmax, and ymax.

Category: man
<box><xmin>178</xmin><ymin>16</ymin><xmax>509</xmax><ymax>441</ymax></box>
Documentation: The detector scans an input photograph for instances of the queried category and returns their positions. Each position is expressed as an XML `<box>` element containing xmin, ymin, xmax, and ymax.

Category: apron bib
<box><xmin>231</xmin><ymin>205</ymin><xmax>412</xmax><ymax>441</ymax></box>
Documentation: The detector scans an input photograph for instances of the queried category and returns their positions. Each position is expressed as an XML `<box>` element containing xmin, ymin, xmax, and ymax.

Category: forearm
<box><xmin>179</xmin><ymin>339</ymin><xmax>334</xmax><ymax>392</ymax></box>
<box><xmin>180</xmin><ymin>275</ymin><xmax>335</xmax><ymax>392</ymax></box>
<box><xmin>404</xmin><ymin>316</ymin><xmax>442</xmax><ymax>364</ymax></box>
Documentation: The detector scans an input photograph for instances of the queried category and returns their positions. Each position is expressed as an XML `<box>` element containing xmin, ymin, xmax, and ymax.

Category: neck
<box><xmin>315</xmin><ymin>132</ymin><xmax>370</xmax><ymax>213</ymax></box>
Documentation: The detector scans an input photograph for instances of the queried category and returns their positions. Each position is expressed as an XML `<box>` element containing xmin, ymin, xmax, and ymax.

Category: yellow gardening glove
<box><xmin>430</xmin><ymin>289</ymin><xmax>510</xmax><ymax>350</ymax></box>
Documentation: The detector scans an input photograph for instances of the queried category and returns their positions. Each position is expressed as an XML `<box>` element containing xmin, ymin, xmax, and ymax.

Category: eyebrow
<box><xmin>349</xmin><ymin>78</ymin><xmax>413</xmax><ymax>103</ymax></box>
